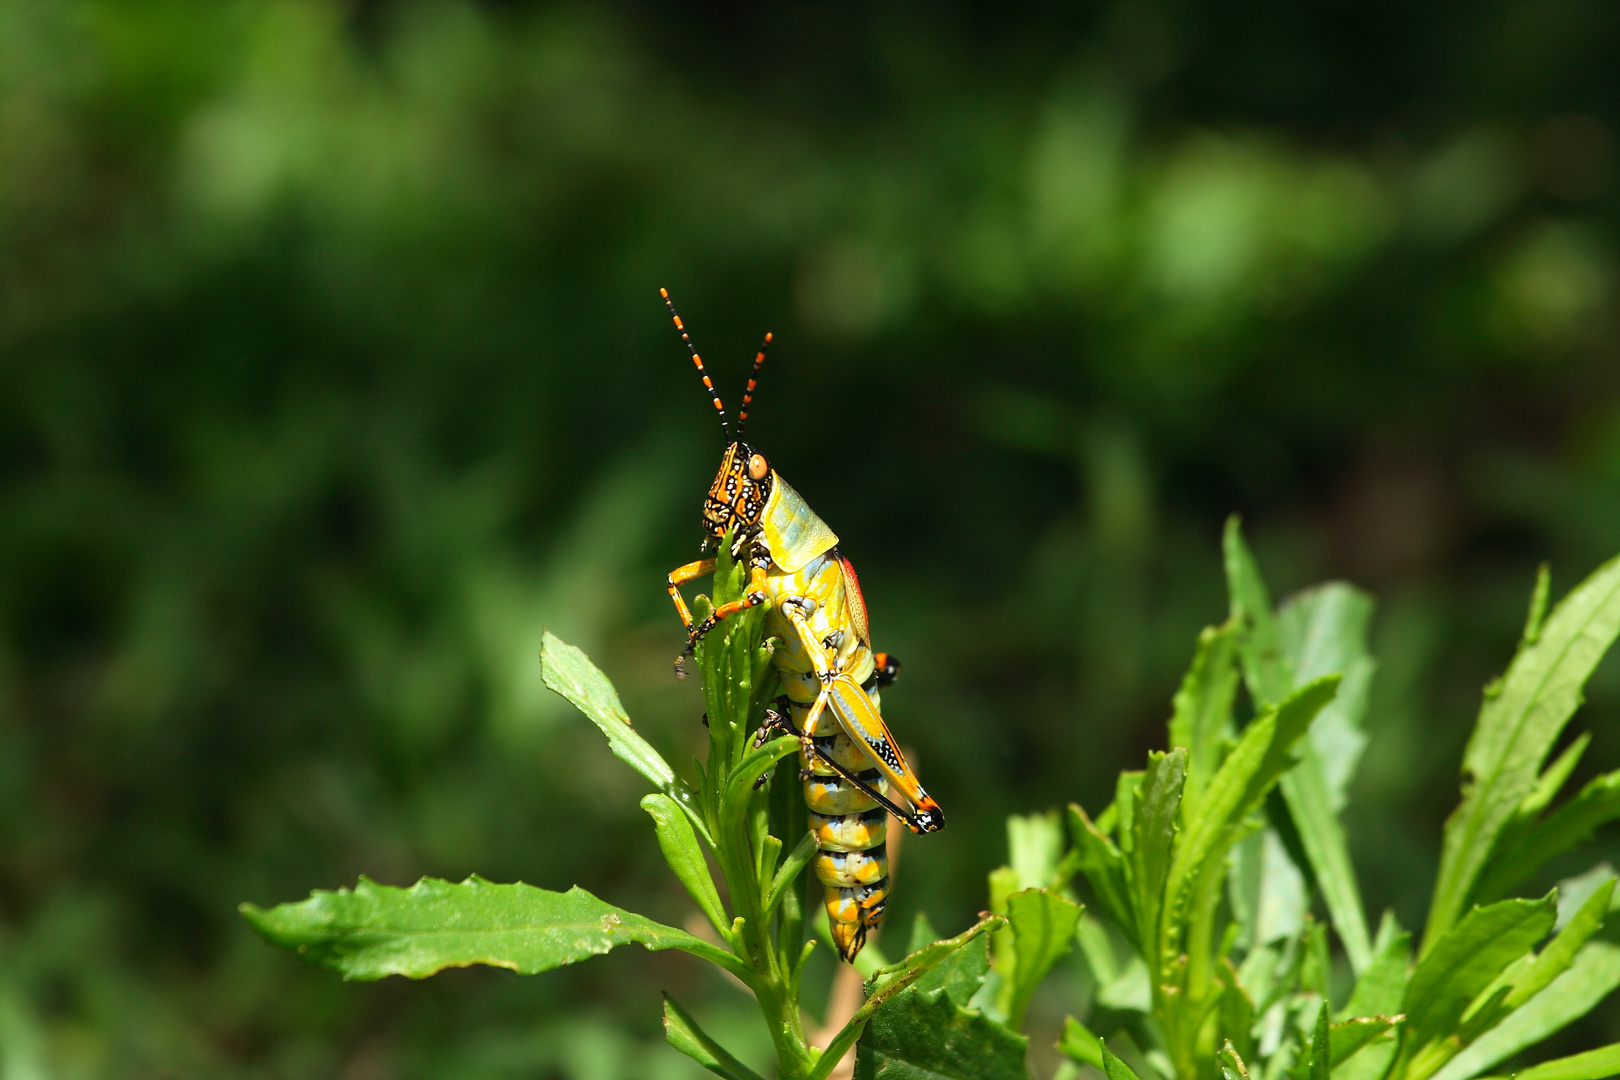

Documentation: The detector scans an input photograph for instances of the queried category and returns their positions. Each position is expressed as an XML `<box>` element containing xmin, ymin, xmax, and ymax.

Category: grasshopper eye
<box><xmin>748</xmin><ymin>454</ymin><xmax>769</xmax><ymax>480</ymax></box>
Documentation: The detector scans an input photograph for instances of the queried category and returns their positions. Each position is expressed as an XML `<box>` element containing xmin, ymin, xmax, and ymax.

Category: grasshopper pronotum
<box><xmin>660</xmin><ymin>289</ymin><xmax>944</xmax><ymax>963</ymax></box>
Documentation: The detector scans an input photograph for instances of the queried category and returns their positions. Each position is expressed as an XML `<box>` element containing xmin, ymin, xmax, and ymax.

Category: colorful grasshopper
<box><xmin>660</xmin><ymin>289</ymin><xmax>944</xmax><ymax>963</ymax></box>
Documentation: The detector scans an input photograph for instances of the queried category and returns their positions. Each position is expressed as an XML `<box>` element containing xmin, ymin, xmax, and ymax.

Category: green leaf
<box><xmin>1229</xmin><ymin>828</ymin><xmax>1307</xmax><ymax>950</ymax></box>
<box><xmin>1472</xmin><ymin>769</ymin><xmax>1620</xmax><ymax>906</ymax></box>
<box><xmin>1252</xmin><ymin>573</ymin><xmax>1378</xmax><ymax>972</ymax></box>
<box><xmin>1402</xmin><ymin>892</ymin><xmax>1556</xmax><ymax>1044</ymax></box>
<box><xmin>766</xmin><ymin>830</ymin><xmax>818</xmax><ymax>920</ymax></box>
<box><xmin>1162</xmin><ymin>676</ymin><xmax>1339</xmax><ymax>953</ymax></box>
<box><xmin>1058</xmin><ymin>1016</ymin><xmax>1105</xmax><ymax>1070</ymax></box>
<box><xmin>1224</xmin><ymin>515</ymin><xmax>1287</xmax><ymax>704</ymax></box>
<box><xmin>1487</xmin><ymin>1042</ymin><xmax>1620</xmax><ymax>1080</ymax></box>
<box><xmin>1069</xmin><ymin>803</ymin><xmax>1136</xmax><ymax>949</ymax></box>
<box><xmin>541</xmin><ymin>632</ymin><xmax>709</xmax><ymax>841</ymax></box>
<box><xmin>1426</xmin><ymin>554</ymin><xmax>1620</xmax><ymax>952</ymax></box>
<box><xmin>1008</xmin><ymin>810</ymin><xmax>1067</xmax><ymax>890</ymax></box>
<box><xmin>913</xmin><ymin>928</ymin><xmax>992</xmax><ymax>1007</ymax></box>
<box><xmin>240</xmin><ymin>876</ymin><xmax>745</xmax><ymax>981</ymax></box>
<box><xmin>1308</xmin><ymin>1002</ymin><xmax>1330</xmax><ymax>1080</ymax></box>
<box><xmin>663</xmin><ymin>995</ymin><xmax>765</xmax><ymax>1080</ymax></box>
<box><xmin>1129</xmin><ymin>749</ymin><xmax>1186</xmax><ymax>970</ymax></box>
<box><xmin>1340</xmin><ymin>919</ymin><xmax>1411</xmax><ymax>1020</ymax></box>
<box><xmin>998</xmin><ymin>887</ymin><xmax>1084</xmax><ymax>1030</ymax></box>
<box><xmin>1106</xmin><ymin>1042</ymin><xmax>1147</xmax><ymax>1080</ymax></box>
<box><xmin>1326</xmin><ymin>1017</ymin><xmax>1397</xmax><ymax>1067</ymax></box>
<box><xmin>642</xmin><ymin>794</ymin><xmax>728</xmax><ymax>937</ymax></box>
<box><xmin>1431</xmin><ymin>941</ymin><xmax>1620</xmax><ymax>1080</ymax></box>
<box><xmin>851</xmin><ymin>984</ymin><xmax>1029</xmax><ymax>1080</ymax></box>
<box><xmin>1168</xmin><ymin>622</ymin><xmax>1241</xmax><ymax>811</ymax></box>
<box><xmin>1505</xmin><ymin>878</ymin><xmax>1615</xmax><ymax>1010</ymax></box>
<box><xmin>826</xmin><ymin>916</ymin><xmax>1008</xmax><ymax>1080</ymax></box>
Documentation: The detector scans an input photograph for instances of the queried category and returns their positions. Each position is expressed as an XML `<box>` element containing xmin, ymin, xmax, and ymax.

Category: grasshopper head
<box><xmin>702</xmin><ymin>440</ymin><xmax>774</xmax><ymax>540</ymax></box>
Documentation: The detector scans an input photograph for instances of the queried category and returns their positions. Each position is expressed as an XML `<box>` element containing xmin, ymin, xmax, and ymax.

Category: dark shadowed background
<box><xmin>2</xmin><ymin>2</ymin><xmax>1619</xmax><ymax>1076</ymax></box>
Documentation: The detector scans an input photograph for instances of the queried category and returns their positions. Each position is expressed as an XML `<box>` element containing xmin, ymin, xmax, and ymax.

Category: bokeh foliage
<box><xmin>1</xmin><ymin>1</ymin><xmax>1619</xmax><ymax>1076</ymax></box>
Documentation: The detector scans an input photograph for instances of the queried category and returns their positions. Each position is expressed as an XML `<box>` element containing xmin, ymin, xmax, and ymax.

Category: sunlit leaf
<box><xmin>997</xmin><ymin>887</ymin><xmax>1084</xmax><ymax>1030</ymax></box>
<box><xmin>1504</xmin><ymin>877</ymin><xmax>1615</xmax><ymax>1010</ymax></box>
<box><xmin>1162</xmin><ymin>676</ymin><xmax>1338</xmax><ymax>947</ymax></box>
<box><xmin>664</xmin><ymin>996</ymin><xmax>766</xmax><ymax>1080</ymax></box>
<box><xmin>1127</xmin><ymin>748</ymin><xmax>1185</xmax><ymax>969</ymax></box>
<box><xmin>642</xmin><ymin>793</ymin><xmax>728</xmax><ymax>936</ymax></box>
<box><xmin>851</xmin><ymin>984</ymin><xmax>1028</xmax><ymax>1080</ymax></box>
<box><xmin>240</xmin><ymin>876</ymin><xmax>745</xmax><ymax>981</ymax></box>
<box><xmin>1480</xmin><ymin>1041</ymin><xmax>1620</xmax><ymax>1080</ymax></box>
<box><xmin>1069</xmin><ymin>803</ymin><xmax>1137</xmax><ymax>949</ymax></box>
<box><xmin>540</xmin><ymin>631</ymin><xmax>708</xmax><ymax>839</ymax></box>
<box><xmin>1227</xmin><ymin>519</ymin><xmax>1375</xmax><ymax>973</ymax></box>
<box><xmin>1403</xmin><ymin>892</ymin><xmax>1555</xmax><ymax>1045</ymax></box>
<box><xmin>1307</xmin><ymin>1002</ymin><xmax>1329</xmax><ymax>1080</ymax></box>
<box><xmin>1107</xmin><ymin>1042</ymin><xmax>1148</xmax><ymax>1080</ymax></box>
<box><xmin>1058</xmin><ymin>1015</ymin><xmax>1105</xmax><ymax>1069</ymax></box>
<box><xmin>1431</xmin><ymin>940</ymin><xmax>1620</xmax><ymax>1080</ymax></box>
<box><xmin>828</xmin><ymin>916</ymin><xmax>1008</xmax><ymax>1080</ymax></box>
<box><xmin>1473</xmin><ymin>770</ymin><xmax>1620</xmax><ymax>906</ymax></box>
<box><xmin>1426</xmin><ymin>553</ymin><xmax>1620</xmax><ymax>950</ymax></box>
<box><xmin>1168</xmin><ymin>622</ymin><xmax>1240</xmax><ymax>810</ymax></box>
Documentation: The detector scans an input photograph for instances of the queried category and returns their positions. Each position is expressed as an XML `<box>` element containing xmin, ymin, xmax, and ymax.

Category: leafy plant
<box><xmin>241</xmin><ymin>519</ymin><xmax>1620</xmax><ymax>1080</ymax></box>
<box><xmin>240</xmin><ymin>538</ymin><xmax>1000</xmax><ymax>1080</ymax></box>
<box><xmin>900</xmin><ymin>518</ymin><xmax>1620</xmax><ymax>1080</ymax></box>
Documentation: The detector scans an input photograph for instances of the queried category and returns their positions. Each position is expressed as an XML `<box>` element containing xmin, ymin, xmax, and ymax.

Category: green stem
<box><xmin>694</xmin><ymin>536</ymin><xmax>817</xmax><ymax>1080</ymax></box>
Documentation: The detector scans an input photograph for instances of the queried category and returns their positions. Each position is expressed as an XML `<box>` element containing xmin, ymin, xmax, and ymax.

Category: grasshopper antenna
<box><xmin>736</xmin><ymin>331</ymin><xmax>771</xmax><ymax>439</ymax></box>
<box><xmin>661</xmin><ymin>288</ymin><xmax>729</xmax><ymax>442</ymax></box>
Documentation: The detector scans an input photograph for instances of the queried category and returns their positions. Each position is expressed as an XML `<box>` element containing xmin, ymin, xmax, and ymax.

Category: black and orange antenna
<box><xmin>736</xmin><ymin>331</ymin><xmax>771</xmax><ymax>439</ymax></box>
<box><xmin>661</xmin><ymin>288</ymin><xmax>729</xmax><ymax>442</ymax></box>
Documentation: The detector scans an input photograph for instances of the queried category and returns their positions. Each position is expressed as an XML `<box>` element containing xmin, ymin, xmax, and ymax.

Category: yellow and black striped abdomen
<box><xmin>762</xmin><ymin>549</ymin><xmax>890</xmax><ymax>961</ymax></box>
<box><xmin>796</xmin><ymin>715</ymin><xmax>890</xmax><ymax>961</ymax></box>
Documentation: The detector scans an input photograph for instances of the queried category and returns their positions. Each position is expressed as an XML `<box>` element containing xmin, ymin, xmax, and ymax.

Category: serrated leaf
<box><xmin>1227</xmin><ymin>529</ymin><xmax>1376</xmax><ymax>974</ymax></box>
<box><xmin>240</xmin><ymin>876</ymin><xmax>742</xmax><ymax>981</ymax></box>
<box><xmin>1162</xmin><ymin>677</ymin><xmax>1338</xmax><ymax>955</ymax></box>
<box><xmin>820</xmin><ymin>916</ymin><xmax>1005</xmax><ymax>1078</ymax></box>
<box><xmin>1484</xmin><ymin>1041</ymin><xmax>1620</xmax><ymax>1080</ymax></box>
<box><xmin>1069</xmin><ymin>804</ymin><xmax>1137</xmax><ymax>949</ymax></box>
<box><xmin>1472</xmin><ymin>769</ymin><xmax>1620</xmax><ymax>907</ymax></box>
<box><xmin>1403</xmin><ymin>892</ymin><xmax>1556</xmax><ymax>1044</ymax></box>
<box><xmin>541</xmin><ymin>632</ymin><xmax>708</xmax><ymax>839</ymax></box>
<box><xmin>663</xmin><ymin>995</ymin><xmax>765</xmax><ymax>1080</ymax></box>
<box><xmin>852</xmin><ymin>983</ymin><xmax>1029</xmax><ymax>1080</ymax></box>
<box><xmin>642</xmin><ymin>794</ymin><xmax>727</xmax><ymax>936</ymax></box>
<box><xmin>1431</xmin><ymin>940</ymin><xmax>1620</xmax><ymax>1080</ymax></box>
<box><xmin>1308</xmin><ymin>1002</ymin><xmax>1330</xmax><ymax>1080</ymax></box>
<box><xmin>1505</xmin><ymin>878</ymin><xmax>1615</xmax><ymax>1010</ymax></box>
<box><xmin>998</xmin><ymin>888</ymin><xmax>1084</xmax><ymax>1030</ymax></box>
<box><xmin>1426</xmin><ymin>554</ymin><xmax>1620</xmax><ymax>951</ymax></box>
<box><xmin>1129</xmin><ymin>749</ymin><xmax>1185</xmax><ymax>969</ymax></box>
<box><xmin>1058</xmin><ymin>1016</ymin><xmax>1105</xmax><ymax>1069</ymax></box>
<box><xmin>1168</xmin><ymin>622</ymin><xmax>1241</xmax><ymax>811</ymax></box>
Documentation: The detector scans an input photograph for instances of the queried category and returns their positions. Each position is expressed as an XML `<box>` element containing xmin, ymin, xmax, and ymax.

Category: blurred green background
<box><xmin>3</xmin><ymin>1</ymin><xmax>1620</xmax><ymax>1076</ymax></box>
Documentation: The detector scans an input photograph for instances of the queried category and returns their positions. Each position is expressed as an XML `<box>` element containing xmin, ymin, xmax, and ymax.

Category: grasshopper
<box><xmin>660</xmin><ymin>289</ymin><xmax>944</xmax><ymax>963</ymax></box>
